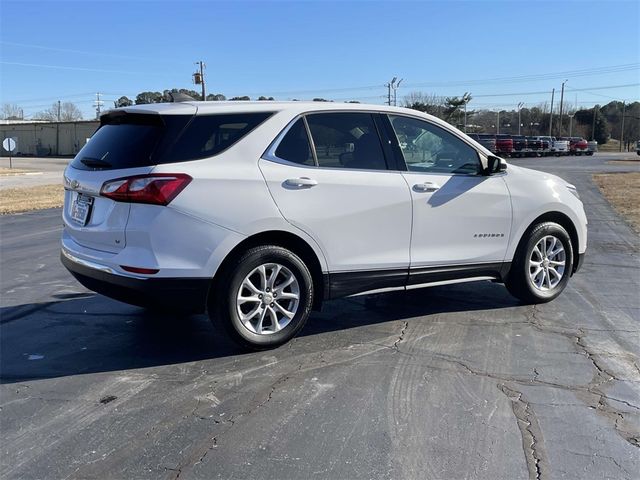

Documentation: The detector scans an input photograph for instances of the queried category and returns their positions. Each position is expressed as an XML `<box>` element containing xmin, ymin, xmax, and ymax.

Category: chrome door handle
<box><xmin>413</xmin><ymin>182</ymin><xmax>440</xmax><ymax>193</ymax></box>
<box><xmin>284</xmin><ymin>177</ymin><xmax>318</xmax><ymax>188</ymax></box>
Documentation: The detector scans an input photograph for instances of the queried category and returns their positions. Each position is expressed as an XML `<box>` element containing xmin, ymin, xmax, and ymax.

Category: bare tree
<box><xmin>1</xmin><ymin>103</ymin><xmax>23</xmax><ymax>120</ymax></box>
<box><xmin>35</xmin><ymin>102</ymin><xmax>83</xmax><ymax>121</ymax></box>
<box><xmin>403</xmin><ymin>92</ymin><xmax>446</xmax><ymax>118</ymax></box>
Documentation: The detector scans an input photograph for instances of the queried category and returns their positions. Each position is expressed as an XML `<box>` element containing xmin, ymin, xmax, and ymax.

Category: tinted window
<box><xmin>274</xmin><ymin>119</ymin><xmax>314</xmax><ymax>166</ymax></box>
<box><xmin>389</xmin><ymin>115</ymin><xmax>480</xmax><ymax>174</ymax></box>
<box><xmin>306</xmin><ymin>113</ymin><xmax>387</xmax><ymax>170</ymax></box>
<box><xmin>71</xmin><ymin>112</ymin><xmax>273</xmax><ymax>170</ymax></box>
<box><xmin>71</xmin><ymin>113</ymin><xmax>190</xmax><ymax>170</ymax></box>
<box><xmin>168</xmin><ymin>112</ymin><xmax>273</xmax><ymax>162</ymax></box>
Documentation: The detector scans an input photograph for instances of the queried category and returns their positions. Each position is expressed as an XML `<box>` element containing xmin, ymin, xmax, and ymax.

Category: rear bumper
<box><xmin>61</xmin><ymin>250</ymin><xmax>210</xmax><ymax>312</ymax></box>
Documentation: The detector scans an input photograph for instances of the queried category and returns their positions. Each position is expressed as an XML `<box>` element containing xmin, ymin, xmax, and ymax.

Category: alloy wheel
<box><xmin>528</xmin><ymin>235</ymin><xmax>566</xmax><ymax>291</ymax></box>
<box><xmin>236</xmin><ymin>263</ymin><xmax>300</xmax><ymax>334</ymax></box>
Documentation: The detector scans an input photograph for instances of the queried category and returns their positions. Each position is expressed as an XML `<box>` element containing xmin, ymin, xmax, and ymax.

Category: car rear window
<box><xmin>71</xmin><ymin>111</ymin><xmax>273</xmax><ymax>170</ymax></box>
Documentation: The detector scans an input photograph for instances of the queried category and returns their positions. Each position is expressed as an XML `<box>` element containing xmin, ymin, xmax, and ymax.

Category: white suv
<box><xmin>61</xmin><ymin>102</ymin><xmax>587</xmax><ymax>348</ymax></box>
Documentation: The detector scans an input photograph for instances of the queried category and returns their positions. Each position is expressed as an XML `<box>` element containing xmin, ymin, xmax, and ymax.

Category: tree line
<box><xmin>113</xmin><ymin>89</ymin><xmax>351</xmax><ymax>107</ymax></box>
<box><xmin>2</xmin><ymin>90</ymin><xmax>637</xmax><ymax>148</ymax></box>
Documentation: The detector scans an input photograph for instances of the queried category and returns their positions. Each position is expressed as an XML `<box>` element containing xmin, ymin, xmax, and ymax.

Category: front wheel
<box><xmin>506</xmin><ymin>222</ymin><xmax>574</xmax><ymax>303</ymax></box>
<box><xmin>211</xmin><ymin>245</ymin><xmax>314</xmax><ymax>349</ymax></box>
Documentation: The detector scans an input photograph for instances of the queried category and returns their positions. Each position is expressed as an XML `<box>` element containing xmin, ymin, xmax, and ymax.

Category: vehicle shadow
<box><xmin>0</xmin><ymin>281</ymin><xmax>520</xmax><ymax>384</ymax></box>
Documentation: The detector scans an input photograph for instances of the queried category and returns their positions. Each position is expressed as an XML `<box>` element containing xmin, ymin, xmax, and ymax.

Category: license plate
<box><xmin>70</xmin><ymin>193</ymin><xmax>94</xmax><ymax>226</ymax></box>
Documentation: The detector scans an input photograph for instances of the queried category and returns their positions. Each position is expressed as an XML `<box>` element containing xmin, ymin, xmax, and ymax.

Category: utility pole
<box><xmin>93</xmin><ymin>93</ymin><xmax>104</xmax><ymax>120</ymax></box>
<box><xmin>549</xmin><ymin>88</ymin><xmax>555</xmax><ymax>136</ymax></box>
<box><xmin>517</xmin><ymin>102</ymin><xmax>524</xmax><ymax>135</ymax></box>
<box><xmin>620</xmin><ymin>100</ymin><xmax>626</xmax><ymax>152</ymax></box>
<box><xmin>497</xmin><ymin>110</ymin><xmax>500</xmax><ymax>134</ymax></box>
<box><xmin>558</xmin><ymin>80</ymin><xmax>567</xmax><ymax>136</ymax></box>
<box><xmin>193</xmin><ymin>61</ymin><xmax>206</xmax><ymax>100</ymax></box>
<box><xmin>56</xmin><ymin>100</ymin><xmax>61</xmax><ymax>156</ymax></box>
<box><xmin>591</xmin><ymin>106</ymin><xmax>597</xmax><ymax>141</ymax></box>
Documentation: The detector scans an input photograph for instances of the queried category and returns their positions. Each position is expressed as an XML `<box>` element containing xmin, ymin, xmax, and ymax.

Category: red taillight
<box><xmin>120</xmin><ymin>265</ymin><xmax>159</xmax><ymax>275</ymax></box>
<box><xmin>100</xmin><ymin>174</ymin><xmax>192</xmax><ymax>205</ymax></box>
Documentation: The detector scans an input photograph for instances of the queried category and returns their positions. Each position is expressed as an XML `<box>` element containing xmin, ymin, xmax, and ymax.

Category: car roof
<box><xmin>116</xmin><ymin>100</ymin><xmax>417</xmax><ymax>116</ymax></box>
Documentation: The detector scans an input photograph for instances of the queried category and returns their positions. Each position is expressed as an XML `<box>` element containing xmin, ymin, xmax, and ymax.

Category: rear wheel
<box><xmin>211</xmin><ymin>245</ymin><xmax>314</xmax><ymax>349</ymax></box>
<box><xmin>506</xmin><ymin>222</ymin><xmax>574</xmax><ymax>303</ymax></box>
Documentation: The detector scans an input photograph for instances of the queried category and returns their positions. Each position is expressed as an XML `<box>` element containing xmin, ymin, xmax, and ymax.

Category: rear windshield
<box><xmin>71</xmin><ymin>111</ymin><xmax>273</xmax><ymax>170</ymax></box>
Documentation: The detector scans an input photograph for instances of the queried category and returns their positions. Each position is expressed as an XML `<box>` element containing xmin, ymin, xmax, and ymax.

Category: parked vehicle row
<box><xmin>467</xmin><ymin>133</ymin><xmax>596</xmax><ymax>157</ymax></box>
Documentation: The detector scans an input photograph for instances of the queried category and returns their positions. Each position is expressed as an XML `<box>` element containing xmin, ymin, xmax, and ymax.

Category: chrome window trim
<box><xmin>261</xmin><ymin>108</ymin><xmax>491</xmax><ymax>177</ymax></box>
<box><xmin>261</xmin><ymin>111</ymin><xmax>402</xmax><ymax>174</ymax></box>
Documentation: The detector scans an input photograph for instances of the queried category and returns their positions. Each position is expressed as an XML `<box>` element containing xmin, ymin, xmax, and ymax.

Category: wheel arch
<box><xmin>210</xmin><ymin>230</ymin><xmax>326</xmax><ymax>311</ymax></box>
<box><xmin>514</xmin><ymin>211</ymin><xmax>580</xmax><ymax>275</ymax></box>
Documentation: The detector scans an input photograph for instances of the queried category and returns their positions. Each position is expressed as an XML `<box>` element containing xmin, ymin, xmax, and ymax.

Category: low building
<box><xmin>0</xmin><ymin>120</ymin><xmax>99</xmax><ymax>157</ymax></box>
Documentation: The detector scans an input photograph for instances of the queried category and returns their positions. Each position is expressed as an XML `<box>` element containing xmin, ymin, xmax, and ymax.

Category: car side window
<box><xmin>274</xmin><ymin>118</ymin><xmax>315</xmax><ymax>166</ymax></box>
<box><xmin>306</xmin><ymin>113</ymin><xmax>388</xmax><ymax>171</ymax></box>
<box><xmin>389</xmin><ymin>115</ymin><xmax>481</xmax><ymax>174</ymax></box>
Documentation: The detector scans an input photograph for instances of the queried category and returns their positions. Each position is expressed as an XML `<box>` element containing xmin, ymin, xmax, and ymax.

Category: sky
<box><xmin>1</xmin><ymin>0</ymin><xmax>639</xmax><ymax>120</ymax></box>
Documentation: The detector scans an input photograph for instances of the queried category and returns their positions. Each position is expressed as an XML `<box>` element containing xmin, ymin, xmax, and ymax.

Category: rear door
<box><xmin>259</xmin><ymin>112</ymin><xmax>412</xmax><ymax>277</ymax></box>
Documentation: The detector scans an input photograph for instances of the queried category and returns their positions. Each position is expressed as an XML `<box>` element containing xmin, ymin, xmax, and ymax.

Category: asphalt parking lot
<box><xmin>1</xmin><ymin>154</ymin><xmax>639</xmax><ymax>479</ymax></box>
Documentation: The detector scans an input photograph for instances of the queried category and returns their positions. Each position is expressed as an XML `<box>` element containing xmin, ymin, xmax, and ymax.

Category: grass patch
<box><xmin>593</xmin><ymin>172</ymin><xmax>640</xmax><ymax>233</ymax></box>
<box><xmin>606</xmin><ymin>160</ymin><xmax>640</xmax><ymax>166</ymax></box>
<box><xmin>0</xmin><ymin>184</ymin><xmax>64</xmax><ymax>214</ymax></box>
<box><xmin>0</xmin><ymin>167</ymin><xmax>38</xmax><ymax>176</ymax></box>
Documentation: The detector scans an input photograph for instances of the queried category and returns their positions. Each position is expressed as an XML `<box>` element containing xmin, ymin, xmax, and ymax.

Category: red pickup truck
<box><xmin>561</xmin><ymin>137</ymin><xmax>589</xmax><ymax>155</ymax></box>
<box><xmin>495</xmin><ymin>134</ymin><xmax>514</xmax><ymax>156</ymax></box>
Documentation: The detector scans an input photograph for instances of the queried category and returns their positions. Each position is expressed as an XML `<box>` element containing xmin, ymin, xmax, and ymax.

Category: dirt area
<box><xmin>0</xmin><ymin>167</ymin><xmax>38</xmax><ymax>176</ymax></box>
<box><xmin>593</xmin><ymin>172</ymin><xmax>640</xmax><ymax>233</ymax></box>
<box><xmin>0</xmin><ymin>184</ymin><xmax>64</xmax><ymax>214</ymax></box>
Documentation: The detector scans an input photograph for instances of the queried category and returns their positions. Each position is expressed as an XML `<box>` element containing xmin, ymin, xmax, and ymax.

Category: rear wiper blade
<box><xmin>80</xmin><ymin>157</ymin><xmax>112</xmax><ymax>168</ymax></box>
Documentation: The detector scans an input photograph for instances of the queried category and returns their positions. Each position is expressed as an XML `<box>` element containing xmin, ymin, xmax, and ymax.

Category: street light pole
<box><xmin>568</xmin><ymin>114</ymin><xmax>574</xmax><ymax>137</ymax></box>
<box><xmin>558</xmin><ymin>80</ymin><xmax>567</xmax><ymax>136</ymax></box>
<box><xmin>392</xmin><ymin>78</ymin><xmax>403</xmax><ymax>107</ymax></box>
<box><xmin>517</xmin><ymin>102</ymin><xmax>524</xmax><ymax>135</ymax></box>
<box><xmin>549</xmin><ymin>88</ymin><xmax>555</xmax><ymax>137</ymax></box>
<box><xmin>463</xmin><ymin>93</ymin><xmax>471</xmax><ymax>133</ymax></box>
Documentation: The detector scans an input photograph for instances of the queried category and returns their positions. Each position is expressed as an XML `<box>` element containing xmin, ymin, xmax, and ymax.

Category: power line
<box><xmin>0</xmin><ymin>61</ymin><xmax>168</xmax><ymax>75</ymax></box>
<box><xmin>402</xmin><ymin>63</ymin><xmax>639</xmax><ymax>89</ymax></box>
<box><xmin>0</xmin><ymin>41</ymin><xmax>148</xmax><ymax>60</ymax></box>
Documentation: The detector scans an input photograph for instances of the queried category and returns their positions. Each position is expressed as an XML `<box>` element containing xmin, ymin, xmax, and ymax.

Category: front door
<box><xmin>387</xmin><ymin>114</ymin><xmax>512</xmax><ymax>280</ymax></box>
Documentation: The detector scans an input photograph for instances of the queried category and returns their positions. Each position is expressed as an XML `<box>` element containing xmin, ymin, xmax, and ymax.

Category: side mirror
<box><xmin>485</xmin><ymin>155</ymin><xmax>507</xmax><ymax>175</ymax></box>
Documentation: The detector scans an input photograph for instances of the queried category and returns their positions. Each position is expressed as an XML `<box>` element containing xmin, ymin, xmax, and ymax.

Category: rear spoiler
<box><xmin>100</xmin><ymin>110</ymin><xmax>165</xmax><ymax>127</ymax></box>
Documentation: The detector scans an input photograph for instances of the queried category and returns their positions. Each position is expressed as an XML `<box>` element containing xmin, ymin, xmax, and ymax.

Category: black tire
<box><xmin>210</xmin><ymin>245</ymin><xmax>314</xmax><ymax>350</ymax></box>
<box><xmin>505</xmin><ymin>222</ymin><xmax>574</xmax><ymax>304</ymax></box>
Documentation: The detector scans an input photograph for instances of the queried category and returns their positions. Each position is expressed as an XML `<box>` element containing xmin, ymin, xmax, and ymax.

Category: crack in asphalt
<box><xmin>168</xmin><ymin>361</ymin><xmax>306</xmax><ymax>479</ymax></box>
<box><xmin>524</xmin><ymin>305</ymin><xmax>639</xmax><ymax>448</ymax></box>
<box><xmin>166</xmin><ymin>320</ymin><xmax>406</xmax><ymax>479</ymax></box>
<box><xmin>499</xmin><ymin>384</ymin><xmax>548</xmax><ymax>480</ymax></box>
<box><xmin>392</xmin><ymin>321</ymin><xmax>409</xmax><ymax>351</ymax></box>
